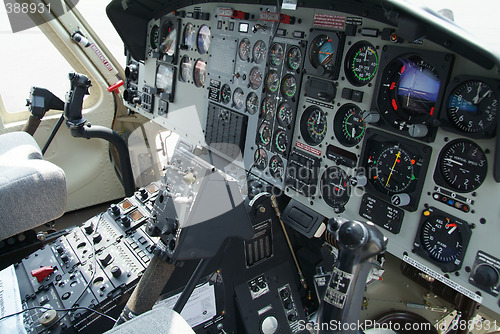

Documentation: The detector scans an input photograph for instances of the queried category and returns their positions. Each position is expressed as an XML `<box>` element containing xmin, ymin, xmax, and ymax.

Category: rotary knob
<box><xmin>139</xmin><ymin>188</ymin><xmax>148</xmax><ymax>201</ymax></box>
<box><xmin>110</xmin><ymin>204</ymin><xmax>120</xmax><ymax>217</ymax></box>
<box><xmin>111</xmin><ymin>266</ymin><xmax>122</xmax><ymax>278</ymax></box>
<box><xmin>472</xmin><ymin>264</ymin><xmax>499</xmax><ymax>288</ymax></box>
<box><xmin>83</xmin><ymin>221</ymin><xmax>94</xmax><ymax>235</ymax></box>
<box><xmin>121</xmin><ymin>216</ymin><xmax>131</xmax><ymax>228</ymax></box>
<box><xmin>99</xmin><ymin>253</ymin><xmax>113</xmax><ymax>267</ymax></box>
<box><xmin>92</xmin><ymin>233</ymin><xmax>102</xmax><ymax>244</ymax></box>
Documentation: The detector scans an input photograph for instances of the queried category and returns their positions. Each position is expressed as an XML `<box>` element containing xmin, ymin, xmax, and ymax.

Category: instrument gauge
<box><xmin>281</xmin><ymin>75</ymin><xmax>297</xmax><ymax>99</ymax></box>
<box><xmin>193</xmin><ymin>59</ymin><xmax>207</xmax><ymax>87</ymax></box>
<box><xmin>253</xmin><ymin>40</ymin><xmax>267</xmax><ymax>64</ymax></box>
<box><xmin>447</xmin><ymin>80</ymin><xmax>497</xmax><ymax>137</ymax></box>
<box><xmin>249</xmin><ymin>67</ymin><xmax>263</xmax><ymax>90</ymax></box>
<box><xmin>232</xmin><ymin>88</ymin><xmax>244</xmax><ymax>110</ymax></box>
<box><xmin>437</xmin><ymin>139</ymin><xmax>487</xmax><ymax>192</ymax></box>
<box><xmin>269</xmin><ymin>43</ymin><xmax>284</xmax><ymax>67</ymax></box>
<box><xmin>333</xmin><ymin>104</ymin><xmax>366</xmax><ymax>147</ymax></box>
<box><xmin>258</xmin><ymin>123</ymin><xmax>272</xmax><ymax>146</ymax></box>
<box><xmin>183</xmin><ymin>23</ymin><xmax>196</xmax><ymax>49</ymax></box>
<box><xmin>180</xmin><ymin>56</ymin><xmax>192</xmax><ymax>82</ymax></box>
<box><xmin>246</xmin><ymin>92</ymin><xmax>259</xmax><ymax>115</ymax></box>
<box><xmin>238</xmin><ymin>38</ymin><xmax>251</xmax><ymax>61</ymax></box>
<box><xmin>269</xmin><ymin>155</ymin><xmax>284</xmax><ymax>179</ymax></box>
<box><xmin>309</xmin><ymin>35</ymin><xmax>335</xmax><ymax>69</ymax></box>
<box><xmin>266</xmin><ymin>71</ymin><xmax>280</xmax><ymax>93</ymax></box>
<box><xmin>274</xmin><ymin>131</ymin><xmax>288</xmax><ymax>154</ymax></box>
<box><xmin>375</xmin><ymin>145</ymin><xmax>414</xmax><ymax>193</ymax></box>
<box><xmin>345</xmin><ymin>41</ymin><xmax>379</xmax><ymax>86</ymax></box>
<box><xmin>287</xmin><ymin>46</ymin><xmax>302</xmax><ymax>71</ymax></box>
<box><xmin>277</xmin><ymin>103</ymin><xmax>293</xmax><ymax>127</ymax></box>
<box><xmin>221</xmin><ymin>84</ymin><xmax>231</xmax><ymax>105</ymax></box>
<box><xmin>254</xmin><ymin>148</ymin><xmax>268</xmax><ymax>171</ymax></box>
<box><xmin>197</xmin><ymin>25</ymin><xmax>211</xmax><ymax>54</ymax></box>
<box><xmin>300</xmin><ymin>106</ymin><xmax>327</xmax><ymax>146</ymax></box>
<box><xmin>150</xmin><ymin>24</ymin><xmax>160</xmax><ymax>50</ymax></box>
<box><xmin>320</xmin><ymin>166</ymin><xmax>350</xmax><ymax>209</ymax></box>
<box><xmin>159</xmin><ymin>20</ymin><xmax>177</xmax><ymax>56</ymax></box>
<box><xmin>262</xmin><ymin>97</ymin><xmax>276</xmax><ymax>121</ymax></box>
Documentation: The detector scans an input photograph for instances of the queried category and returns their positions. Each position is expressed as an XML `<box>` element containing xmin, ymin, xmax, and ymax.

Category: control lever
<box><xmin>317</xmin><ymin>218</ymin><xmax>387</xmax><ymax>334</ymax></box>
<box><xmin>22</xmin><ymin>87</ymin><xmax>64</xmax><ymax>136</ymax></box>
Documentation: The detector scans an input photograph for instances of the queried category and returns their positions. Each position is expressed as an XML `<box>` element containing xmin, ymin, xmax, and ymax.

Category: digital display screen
<box><xmin>146</xmin><ymin>183</ymin><xmax>159</xmax><ymax>194</ymax></box>
<box><xmin>239</xmin><ymin>23</ymin><xmax>249</xmax><ymax>33</ymax></box>
<box><xmin>156</xmin><ymin>64</ymin><xmax>175</xmax><ymax>96</ymax></box>
<box><xmin>130</xmin><ymin>210</ymin><xmax>144</xmax><ymax>222</ymax></box>
<box><xmin>120</xmin><ymin>199</ymin><xmax>133</xmax><ymax>210</ymax></box>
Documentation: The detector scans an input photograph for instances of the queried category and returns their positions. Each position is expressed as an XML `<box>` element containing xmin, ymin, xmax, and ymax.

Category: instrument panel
<box><xmin>121</xmin><ymin>2</ymin><xmax>500</xmax><ymax>314</ymax></box>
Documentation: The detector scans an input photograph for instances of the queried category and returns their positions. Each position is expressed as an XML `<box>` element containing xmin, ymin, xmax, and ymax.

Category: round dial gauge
<box><xmin>269</xmin><ymin>43</ymin><xmax>284</xmax><ymax>67</ymax></box>
<box><xmin>238</xmin><ymin>38</ymin><xmax>251</xmax><ymax>61</ymax></box>
<box><xmin>262</xmin><ymin>97</ymin><xmax>276</xmax><ymax>121</ymax></box>
<box><xmin>197</xmin><ymin>25</ymin><xmax>211</xmax><ymax>54</ymax></box>
<box><xmin>447</xmin><ymin>80</ymin><xmax>497</xmax><ymax>136</ymax></box>
<box><xmin>375</xmin><ymin>145</ymin><xmax>414</xmax><ymax>193</ymax></box>
<box><xmin>221</xmin><ymin>84</ymin><xmax>231</xmax><ymax>104</ymax></box>
<box><xmin>249</xmin><ymin>67</ymin><xmax>263</xmax><ymax>90</ymax></box>
<box><xmin>254</xmin><ymin>148</ymin><xmax>268</xmax><ymax>171</ymax></box>
<box><xmin>321</xmin><ymin>166</ymin><xmax>350</xmax><ymax>209</ymax></box>
<box><xmin>159</xmin><ymin>20</ymin><xmax>176</xmax><ymax>56</ymax></box>
<box><xmin>180</xmin><ymin>56</ymin><xmax>192</xmax><ymax>82</ymax></box>
<box><xmin>193</xmin><ymin>59</ymin><xmax>207</xmax><ymax>87</ymax></box>
<box><xmin>277</xmin><ymin>103</ymin><xmax>293</xmax><ymax>127</ymax></box>
<box><xmin>246</xmin><ymin>92</ymin><xmax>259</xmax><ymax>115</ymax></box>
<box><xmin>269</xmin><ymin>155</ymin><xmax>284</xmax><ymax>179</ymax></box>
<box><xmin>300</xmin><ymin>106</ymin><xmax>327</xmax><ymax>146</ymax></box>
<box><xmin>438</xmin><ymin>139</ymin><xmax>487</xmax><ymax>192</ymax></box>
<box><xmin>287</xmin><ymin>46</ymin><xmax>302</xmax><ymax>71</ymax></box>
<box><xmin>266</xmin><ymin>71</ymin><xmax>280</xmax><ymax>93</ymax></box>
<box><xmin>150</xmin><ymin>24</ymin><xmax>160</xmax><ymax>50</ymax></box>
<box><xmin>274</xmin><ymin>131</ymin><xmax>288</xmax><ymax>154</ymax></box>
<box><xmin>253</xmin><ymin>40</ymin><xmax>267</xmax><ymax>64</ymax></box>
<box><xmin>281</xmin><ymin>75</ymin><xmax>297</xmax><ymax>99</ymax></box>
<box><xmin>333</xmin><ymin>104</ymin><xmax>366</xmax><ymax>147</ymax></box>
<box><xmin>258</xmin><ymin>123</ymin><xmax>272</xmax><ymax>146</ymax></box>
<box><xmin>345</xmin><ymin>41</ymin><xmax>379</xmax><ymax>86</ymax></box>
<box><xmin>232</xmin><ymin>88</ymin><xmax>245</xmax><ymax>109</ymax></box>
<box><xmin>183</xmin><ymin>23</ymin><xmax>196</xmax><ymax>49</ymax></box>
<box><xmin>378</xmin><ymin>55</ymin><xmax>441</xmax><ymax>126</ymax></box>
<box><xmin>420</xmin><ymin>216</ymin><xmax>463</xmax><ymax>263</ymax></box>
<box><xmin>309</xmin><ymin>35</ymin><xmax>335</xmax><ymax>69</ymax></box>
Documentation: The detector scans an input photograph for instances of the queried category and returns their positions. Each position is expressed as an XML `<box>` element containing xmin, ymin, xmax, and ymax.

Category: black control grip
<box><xmin>64</xmin><ymin>72</ymin><xmax>91</xmax><ymax>126</ymax></box>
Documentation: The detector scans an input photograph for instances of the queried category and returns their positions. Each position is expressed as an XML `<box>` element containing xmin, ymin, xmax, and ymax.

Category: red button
<box><xmin>31</xmin><ymin>266</ymin><xmax>54</xmax><ymax>282</ymax></box>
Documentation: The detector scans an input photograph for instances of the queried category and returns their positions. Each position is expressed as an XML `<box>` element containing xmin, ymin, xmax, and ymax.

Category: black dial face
<box><xmin>287</xmin><ymin>46</ymin><xmax>302</xmax><ymax>71</ymax></box>
<box><xmin>249</xmin><ymin>67</ymin><xmax>263</xmax><ymax>90</ymax></box>
<box><xmin>345</xmin><ymin>41</ymin><xmax>379</xmax><ymax>86</ymax></box>
<box><xmin>269</xmin><ymin>155</ymin><xmax>284</xmax><ymax>179</ymax></box>
<box><xmin>180</xmin><ymin>56</ymin><xmax>192</xmax><ymax>82</ymax></box>
<box><xmin>159</xmin><ymin>20</ymin><xmax>177</xmax><ymax>56</ymax></box>
<box><xmin>253</xmin><ymin>40</ymin><xmax>267</xmax><ymax>64</ymax></box>
<box><xmin>375</xmin><ymin>145</ymin><xmax>414</xmax><ymax>193</ymax></box>
<box><xmin>155</xmin><ymin>64</ymin><xmax>174</xmax><ymax>94</ymax></box>
<box><xmin>150</xmin><ymin>25</ymin><xmax>159</xmax><ymax>49</ymax></box>
<box><xmin>309</xmin><ymin>35</ymin><xmax>336</xmax><ymax>69</ymax></box>
<box><xmin>438</xmin><ymin>139</ymin><xmax>487</xmax><ymax>192</ymax></box>
<box><xmin>221</xmin><ymin>84</ymin><xmax>231</xmax><ymax>104</ymax></box>
<box><xmin>274</xmin><ymin>131</ymin><xmax>288</xmax><ymax>154</ymax></box>
<box><xmin>193</xmin><ymin>59</ymin><xmax>206</xmax><ymax>87</ymax></box>
<box><xmin>183</xmin><ymin>23</ymin><xmax>196</xmax><ymax>49</ymax></box>
<box><xmin>378</xmin><ymin>55</ymin><xmax>441</xmax><ymax>127</ymax></box>
<box><xmin>266</xmin><ymin>71</ymin><xmax>280</xmax><ymax>93</ymax></box>
<box><xmin>277</xmin><ymin>103</ymin><xmax>293</xmax><ymax>127</ymax></box>
<box><xmin>270</xmin><ymin>43</ymin><xmax>284</xmax><ymax>67</ymax></box>
<box><xmin>246</xmin><ymin>92</ymin><xmax>259</xmax><ymax>115</ymax></box>
<box><xmin>421</xmin><ymin>216</ymin><xmax>463</xmax><ymax>263</ymax></box>
<box><xmin>300</xmin><ymin>106</ymin><xmax>327</xmax><ymax>146</ymax></box>
<box><xmin>334</xmin><ymin>104</ymin><xmax>366</xmax><ymax>147</ymax></box>
<box><xmin>281</xmin><ymin>75</ymin><xmax>297</xmax><ymax>99</ymax></box>
<box><xmin>197</xmin><ymin>25</ymin><xmax>211</xmax><ymax>54</ymax></box>
<box><xmin>262</xmin><ymin>97</ymin><xmax>276</xmax><ymax>121</ymax></box>
<box><xmin>254</xmin><ymin>148</ymin><xmax>268</xmax><ymax>171</ymax></box>
<box><xmin>321</xmin><ymin>166</ymin><xmax>350</xmax><ymax>209</ymax></box>
<box><xmin>232</xmin><ymin>88</ymin><xmax>244</xmax><ymax>109</ymax></box>
<box><xmin>447</xmin><ymin>80</ymin><xmax>497</xmax><ymax>136</ymax></box>
<box><xmin>258</xmin><ymin>123</ymin><xmax>272</xmax><ymax>146</ymax></box>
<box><xmin>238</xmin><ymin>38</ymin><xmax>251</xmax><ymax>61</ymax></box>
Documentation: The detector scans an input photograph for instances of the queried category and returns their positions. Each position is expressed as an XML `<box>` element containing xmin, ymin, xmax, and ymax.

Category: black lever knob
<box><xmin>472</xmin><ymin>264</ymin><xmax>499</xmax><ymax>288</ymax></box>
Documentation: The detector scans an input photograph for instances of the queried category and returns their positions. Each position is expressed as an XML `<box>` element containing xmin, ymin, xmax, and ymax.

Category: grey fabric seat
<box><xmin>0</xmin><ymin>131</ymin><xmax>66</xmax><ymax>240</ymax></box>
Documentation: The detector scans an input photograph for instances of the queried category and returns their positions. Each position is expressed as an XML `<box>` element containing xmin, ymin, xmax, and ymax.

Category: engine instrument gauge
<box><xmin>246</xmin><ymin>92</ymin><xmax>259</xmax><ymax>115</ymax></box>
<box><xmin>155</xmin><ymin>64</ymin><xmax>175</xmax><ymax>95</ymax></box>
<box><xmin>254</xmin><ymin>148</ymin><xmax>268</xmax><ymax>171</ymax></box>
<box><xmin>274</xmin><ymin>131</ymin><xmax>288</xmax><ymax>154</ymax></box>
<box><xmin>221</xmin><ymin>84</ymin><xmax>231</xmax><ymax>104</ymax></box>
<box><xmin>334</xmin><ymin>104</ymin><xmax>366</xmax><ymax>147</ymax></box>
<box><xmin>238</xmin><ymin>38</ymin><xmax>251</xmax><ymax>61</ymax></box>
<box><xmin>232</xmin><ymin>88</ymin><xmax>244</xmax><ymax>109</ymax></box>
<box><xmin>287</xmin><ymin>46</ymin><xmax>302</xmax><ymax>71</ymax></box>
<box><xmin>345</xmin><ymin>41</ymin><xmax>379</xmax><ymax>86</ymax></box>
<box><xmin>447</xmin><ymin>80</ymin><xmax>497</xmax><ymax>137</ymax></box>
<box><xmin>262</xmin><ymin>97</ymin><xmax>276</xmax><ymax>121</ymax></box>
<box><xmin>150</xmin><ymin>24</ymin><xmax>159</xmax><ymax>50</ymax></box>
<box><xmin>253</xmin><ymin>40</ymin><xmax>267</xmax><ymax>64</ymax></box>
<box><xmin>277</xmin><ymin>103</ymin><xmax>293</xmax><ymax>127</ymax></box>
<box><xmin>197</xmin><ymin>25</ymin><xmax>211</xmax><ymax>54</ymax></box>
<box><xmin>266</xmin><ymin>71</ymin><xmax>280</xmax><ymax>93</ymax></box>
<box><xmin>320</xmin><ymin>166</ymin><xmax>350</xmax><ymax>209</ymax></box>
<box><xmin>281</xmin><ymin>75</ymin><xmax>297</xmax><ymax>99</ymax></box>
<box><xmin>300</xmin><ymin>106</ymin><xmax>327</xmax><ymax>146</ymax></box>
<box><xmin>183</xmin><ymin>23</ymin><xmax>196</xmax><ymax>49</ymax></box>
<box><xmin>269</xmin><ymin>43</ymin><xmax>284</xmax><ymax>67</ymax></box>
<box><xmin>193</xmin><ymin>59</ymin><xmax>207</xmax><ymax>87</ymax></box>
<box><xmin>249</xmin><ymin>67</ymin><xmax>263</xmax><ymax>90</ymax></box>
<box><xmin>437</xmin><ymin>139</ymin><xmax>487</xmax><ymax>192</ymax></box>
<box><xmin>258</xmin><ymin>123</ymin><xmax>272</xmax><ymax>146</ymax></box>
<box><xmin>159</xmin><ymin>20</ymin><xmax>177</xmax><ymax>56</ymax></box>
<box><xmin>269</xmin><ymin>155</ymin><xmax>284</xmax><ymax>179</ymax></box>
<box><xmin>180</xmin><ymin>56</ymin><xmax>192</xmax><ymax>82</ymax></box>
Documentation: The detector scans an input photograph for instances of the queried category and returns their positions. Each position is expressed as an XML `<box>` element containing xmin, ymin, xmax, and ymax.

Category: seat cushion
<box><xmin>0</xmin><ymin>131</ymin><xmax>42</xmax><ymax>160</ymax></box>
